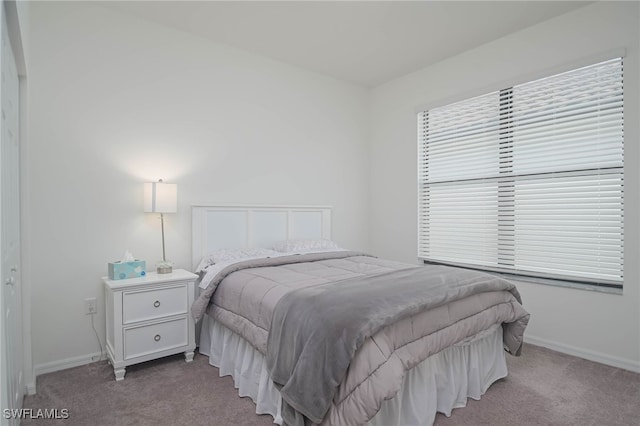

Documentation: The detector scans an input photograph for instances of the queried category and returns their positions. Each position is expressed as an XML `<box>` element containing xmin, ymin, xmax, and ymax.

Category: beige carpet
<box><xmin>23</xmin><ymin>344</ymin><xmax>639</xmax><ymax>426</ymax></box>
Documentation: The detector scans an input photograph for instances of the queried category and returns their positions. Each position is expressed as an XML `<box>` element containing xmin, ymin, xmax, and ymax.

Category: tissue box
<box><xmin>108</xmin><ymin>260</ymin><xmax>146</xmax><ymax>280</ymax></box>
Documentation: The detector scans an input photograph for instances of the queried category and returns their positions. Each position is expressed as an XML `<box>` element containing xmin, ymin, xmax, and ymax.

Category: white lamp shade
<box><xmin>144</xmin><ymin>181</ymin><xmax>177</xmax><ymax>213</ymax></box>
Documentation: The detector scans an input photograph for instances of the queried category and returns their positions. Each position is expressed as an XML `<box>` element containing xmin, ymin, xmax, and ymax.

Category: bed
<box><xmin>191</xmin><ymin>205</ymin><xmax>530</xmax><ymax>426</ymax></box>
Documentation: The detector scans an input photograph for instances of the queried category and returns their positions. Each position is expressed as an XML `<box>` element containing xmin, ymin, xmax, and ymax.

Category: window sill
<box><xmin>421</xmin><ymin>260</ymin><xmax>623</xmax><ymax>295</ymax></box>
<box><xmin>489</xmin><ymin>272</ymin><xmax>623</xmax><ymax>295</ymax></box>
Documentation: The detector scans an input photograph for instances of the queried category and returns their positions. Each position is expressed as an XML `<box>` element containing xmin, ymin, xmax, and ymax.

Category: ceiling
<box><xmin>99</xmin><ymin>1</ymin><xmax>591</xmax><ymax>87</ymax></box>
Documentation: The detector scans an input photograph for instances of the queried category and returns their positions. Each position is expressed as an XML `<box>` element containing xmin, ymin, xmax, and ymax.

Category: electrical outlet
<box><xmin>84</xmin><ymin>297</ymin><xmax>97</xmax><ymax>315</ymax></box>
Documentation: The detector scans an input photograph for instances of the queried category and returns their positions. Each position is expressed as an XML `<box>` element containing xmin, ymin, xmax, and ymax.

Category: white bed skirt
<box><xmin>199</xmin><ymin>314</ymin><xmax>507</xmax><ymax>426</ymax></box>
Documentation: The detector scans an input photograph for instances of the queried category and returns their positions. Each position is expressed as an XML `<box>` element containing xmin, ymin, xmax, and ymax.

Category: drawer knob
<box><xmin>154</xmin><ymin>334</ymin><xmax>161</xmax><ymax>342</ymax></box>
<box><xmin>153</xmin><ymin>300</ymin><xmax>161</xmax><ymax>308</ymax></box>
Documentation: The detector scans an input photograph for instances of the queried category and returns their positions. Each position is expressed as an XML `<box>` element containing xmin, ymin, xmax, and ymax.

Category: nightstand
<box><xmin>103</xmin><ymin>269</ymin><xmax>198</xmax><ymax>381</ymax></box>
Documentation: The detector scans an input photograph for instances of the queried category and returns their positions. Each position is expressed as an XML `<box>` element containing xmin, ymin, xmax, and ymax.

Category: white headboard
<box><xmin>191</xmin><ymin>205</ymin><xmax>332</xmax><ymax>270</ymax></box>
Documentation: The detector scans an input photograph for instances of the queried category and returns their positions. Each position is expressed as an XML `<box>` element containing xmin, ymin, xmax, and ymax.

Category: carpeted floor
<box><xmin>23</xmin><ymin>344</ymin><xmax>639</xmax><ymax>426</ymax></box>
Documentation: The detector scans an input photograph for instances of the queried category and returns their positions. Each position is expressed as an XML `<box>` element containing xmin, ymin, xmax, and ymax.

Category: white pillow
<box><xmin>196</xmin><ymin>248</ymin><xmax>280</xmax><ymax>272</ymax></box>
<box><xmin>272</xmin><ymin>239</ymin><xmax>340</xmax><ymax>253</ymax></box>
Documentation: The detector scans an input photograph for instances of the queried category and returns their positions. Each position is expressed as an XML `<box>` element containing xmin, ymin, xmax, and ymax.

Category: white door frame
<box><xmin>1</xmin><ymin>0</ymin><xmax>30</xmax><ymax>407</ymax></box>
<box><xmin>0</xmin><ymin>1</ymin><xmax>22</xmax><ymax>423</ymax></box>
<box><xmin>6</xmin><ymin>0</ymin><xmax>32</xmax><ymax>396</ymax></box>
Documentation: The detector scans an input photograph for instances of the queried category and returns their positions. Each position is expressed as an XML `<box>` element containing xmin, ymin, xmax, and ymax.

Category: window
<box><xmin>418</xmin><ymin>58</ymin><xmax>624</xmax><ymax>289</ymax></box>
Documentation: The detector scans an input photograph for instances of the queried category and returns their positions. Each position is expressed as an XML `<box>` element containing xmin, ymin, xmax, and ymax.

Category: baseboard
<box><xmin>33</xmin><ymin>351</ymin><xmax>106</xmax><ymax>379</ymax></box>
<box><xmin>22</xmin><ymin>365</ymin><xmax>36</xmax><ymax>395</ymax></box>
<box><xmin>524</xmin><ymin>335</ymin><xmax>640</xmax><ymax>373</ymax></box>
<box><xmin>25</xmin><ymin>381</ymin><xmax>36</xmax><ymax>396</ymax></box>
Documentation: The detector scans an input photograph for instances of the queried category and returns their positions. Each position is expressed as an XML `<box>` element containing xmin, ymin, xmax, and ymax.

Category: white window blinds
<box><xmin>418</xmin><ymin>58</ymin><xmax>624</xmax><ymax>288</ymax></box>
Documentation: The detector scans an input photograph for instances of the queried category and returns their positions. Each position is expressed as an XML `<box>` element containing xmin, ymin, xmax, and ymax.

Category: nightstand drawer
<box><xmin>122</xmin><ymin>284</ymin><xmax>187</xmax><ymax>324</ymax></box>
<box><xmin>124</xmin><ymin>317</ymin><xmax>188</xmax><ymax>360</ymax></box>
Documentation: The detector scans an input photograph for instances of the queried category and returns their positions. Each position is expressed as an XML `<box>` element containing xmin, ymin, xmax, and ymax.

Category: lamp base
<box><xmin>157</xmin><ymin>265</ymin><xmax>172</xmax><ymax>274</ymax></box>
<box><xmin>156</xmin><ymin>261</ymin><xmax>173</xmax><ymax>274</ymax></box>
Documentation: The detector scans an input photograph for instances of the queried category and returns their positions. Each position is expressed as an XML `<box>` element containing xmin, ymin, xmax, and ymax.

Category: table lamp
<box><xmin>144</xmin><ymin>179</ymin><xmax>177</xmax><ymax>273</ymax></box>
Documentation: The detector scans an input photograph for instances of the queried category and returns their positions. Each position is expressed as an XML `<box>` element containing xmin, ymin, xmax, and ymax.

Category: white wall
<box><xmin>370</xmin><ymin>1</ymin><xmax>640</xmax><ymax>371</ymax></box>
<box><xmin>26</xmin><ymin>0</ymin><xmax>640</xmax><ymax>383</ymax></box>
<box><xmin>26</xmin><ymin>2</ymin><xmax>370</xmax><ymax>375</ymax></box>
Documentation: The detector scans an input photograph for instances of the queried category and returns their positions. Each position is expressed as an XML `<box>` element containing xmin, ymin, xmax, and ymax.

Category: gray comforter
<box><xmin>267</xmin><ymin>264</ymin><xmax>527</xmax><ymax>426</ymax></box>
<box><xmin>192</xmin><ymin>251</ymin><xmax>373</xmax><ymax>323</ymax></box>
<box><xmin>192</xmin><ymin>252</ymin><xmax>530</xmax><ymax>426</ymax></box>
